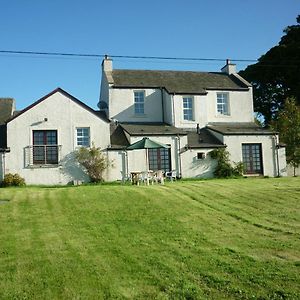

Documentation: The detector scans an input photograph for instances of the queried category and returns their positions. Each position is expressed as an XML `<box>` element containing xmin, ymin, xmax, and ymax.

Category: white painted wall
<box><xmin>163</xmin><ymin>91</ymin><xmax>173</xmax><ymax>125</ymax></box>
<box><xmin>99</xmin><ymin>72</ymin><xmax>110</xmax><ymax>115</ymax></box>
<box><xmin>206</xmin><ymin>90</ymin><xmax>254</xmax><ymax>123</ymax></box>
<box><xmin>173</xmin><ymin>94</ymin><xmax>207</xmax><ymax>128</ymax></box>
<box><xmin>108</xmin><ymin>88</ymin><xmax>164</xmax><ymax>123</ymax></box>
<box><xmin>223</xmin><ymin>134</ymin><xmax>287</xmax><ymax>177</ymax></box>
<box><xmin>287</xmin><ymin>165</ymin><xmax>300</xmax><ymax>176</ymax></box>
<box><xmin>181</xmin><ymin>148</ymin><xmax>216</xmax><ymax>178</ymax></box>
<box><xmin>6</xmin><ymin>91</ymin><xmax>110</xmax><ymax>185</ymax></box>
<box><xmin>172</xmin><ymin>90</ymin><xmax>253</xmax><ymax>128</ymax></box>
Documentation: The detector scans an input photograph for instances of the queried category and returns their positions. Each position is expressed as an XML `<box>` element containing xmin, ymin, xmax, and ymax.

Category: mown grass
<box><xmin>0</xmin><ymin>177</ymin><xmax>299</xmax><ymax>299</ymax></box>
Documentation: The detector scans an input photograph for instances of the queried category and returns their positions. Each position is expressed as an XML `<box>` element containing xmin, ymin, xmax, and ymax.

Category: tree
<box><xmin>75</xmin><ymin>144</ymin><xmax>112</xmax><ymax>183</ymax></box>
<box><xmin>239</xmin><ymin>15</ymin><xmax>300</xmax><ymax>125</ymax></box>
<box><xmin>272</xmin><ymin>98</ymin><xmax>300</xmax><ymax>176</ymax></box>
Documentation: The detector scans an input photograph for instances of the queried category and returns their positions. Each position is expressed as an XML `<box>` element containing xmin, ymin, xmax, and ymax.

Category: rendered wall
<box><xmin>181</xmin><ymin>148</ymin><xmax>216</xmax><ymax>178</ymax></box>
<box><xmin>6</xmin><ymin>91</ymin><xmax>110</xmax><ymax>185</ymax></box>
<box><xmin>108</xmin><ymin>88</ymin><xmax>164</xmax><ymax>123</ymax></box>
<box><xmin>173</xmin><ymin>90</ymin><xmax>253</xmax><ymax>128</ymax></box>
<box><xmin>223</xmin><ymin>135</ymin><xmax>287</xmax><ymax>177</ymax></box>
<box><xmin>206</xmin><ymin>90</ymin><xmax>253</xmax><ymax>123</ymax></box>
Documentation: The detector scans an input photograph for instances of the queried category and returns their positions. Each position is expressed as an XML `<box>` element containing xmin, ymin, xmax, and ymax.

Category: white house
<box><xmin>100</xmin><ymin>57</ymin><xmax>286</xmax><ymax>180</ymax></box>
<box><xmin>0</xmin><ymin>58</ymin><xmax>287</xmax><ymax>185</ymax></box>
<box><xmin>1</xmin><ymin>89</ymin><xmax>110</xmax><ymax>185</ymax></box>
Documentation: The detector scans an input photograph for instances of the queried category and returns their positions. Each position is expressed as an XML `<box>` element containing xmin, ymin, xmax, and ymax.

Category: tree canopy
<box><xmin>272</xmin><ymin>97</ymin><xmax>300</xmax><ymax>175</ymax></box>
<box><xmin>239</xmin><ymin>15</ymin><xmax>300</xmax><ymax>125</ymax></box>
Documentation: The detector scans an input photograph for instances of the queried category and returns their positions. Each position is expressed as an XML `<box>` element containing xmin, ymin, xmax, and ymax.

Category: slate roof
<box><xmin>110</xmin><ymin>123</ymin><xmax>130</xmax><ymax>149</ymax></box>
<box><xmin>120</xmin><ymin>123</ymin><xmax>187</xmax><ymax>136</ymax></box>
<box><xmin>109</xmin><ymin>69</ymin><xmax>249</xmax><ymax>94</ymax></box>
<box><xmin>187</xmin><ymin>128</ymin><xmax>225</xmax><ymax>148</ymax></box>
<box><xmin>207</xmin><ymin>123</ymin><xmax>275</xmax><ymax>135</ymax></box>
<box><xmin>0</xmin><ymin>98</ymin><xmax>15</xmax><ymax>124</ymax></box>
<box><xmin>109</xmin><ymin>123</ymin><xmax>187</xmax><ymax>150</ymax></box>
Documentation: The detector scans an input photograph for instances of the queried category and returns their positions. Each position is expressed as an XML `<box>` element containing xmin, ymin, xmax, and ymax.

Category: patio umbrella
<box><xmin>126</xmin><ymin>137</ymin><xmax>170</xmax><ymax>175</ymax></box>
<box><xmin>127</xmin><ymin>137</ymin><xmax>170</xmax><ymax>150</ymax></box>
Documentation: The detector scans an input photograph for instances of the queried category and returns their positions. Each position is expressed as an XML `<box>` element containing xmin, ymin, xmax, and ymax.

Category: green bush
<box><xmin>210</xmin><ymin>149</ymin><xmax>243</xmax><ymax>178</ymax></box>
<box><xmin>75</xmin><ymin>143</ymin><xmax>113</xmax><ymax>183</ymax></box>
<box><xmin>1</xmin><ymin>173</ymin><xmax>26</xmax><ymax>187</ymax></box>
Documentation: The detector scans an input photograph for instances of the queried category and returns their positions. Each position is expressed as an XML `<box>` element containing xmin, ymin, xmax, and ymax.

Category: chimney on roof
<box><xmin>102</xmin><ymin>55</ymin><xmax>113</xmax><ymax>72</ymax></box>
<box><xmin>221</xmin><ymin>59</ymin><xmax>236</xmax><ymax>75</ymax></box>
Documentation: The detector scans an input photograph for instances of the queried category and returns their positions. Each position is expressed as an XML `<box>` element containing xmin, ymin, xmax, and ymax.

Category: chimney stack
<box><xmin>221</xmin><ymin>59</ymin><xmax>236</xmax><ymax>75</ymax></box>
<box><xmin>102</xmin><ymin>55</ymin><xmax>113</xmax><ymax>72</ymax></box>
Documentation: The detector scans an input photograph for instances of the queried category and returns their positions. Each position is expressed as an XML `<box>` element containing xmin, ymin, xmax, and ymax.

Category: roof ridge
<box><xmin>113</xmin><ymin>68</ymin><xmax>226</xmax><ymax>75</ymax></box>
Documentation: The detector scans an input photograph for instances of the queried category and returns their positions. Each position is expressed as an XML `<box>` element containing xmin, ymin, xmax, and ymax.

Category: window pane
<box><xmin>148</xmin><ymin>148</ymin><xmax>171</xmax><ymax>172</ymax></box>
<box><xmin>183</xmin><ymin>97</ymin><xmax>193</xmax><ymax>121</ymax></box>
<box><xmin>77</xmin><ymin>128</ymin><xmax>90</xmax><ymax>147</ymax></box>
<box><xmin>242</xmin><ymin>143</ymin><xmax>263</xmax><ymax>174</ymax></box>
<box><xmin>217</xmin><ymin>93</ymin><xmax>229</xmax><ymax>115</ymax></box>
<box><xmin>33</xmin><ymin>130</ymin><xmax>58</xmax><ymax>164</ymax></box>
<box><xmin>134</xmin><ymin>91</ymin><xmax>144</xmax><ymax>114</ymax></box>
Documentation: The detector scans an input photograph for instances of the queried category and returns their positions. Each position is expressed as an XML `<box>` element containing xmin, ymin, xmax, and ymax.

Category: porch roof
<box><xmin>187</xmin><ymin>128</ymin><xmax>225</xmax><ymax>149</ymax></box>
<box><xmin>207</xmin><ymin>122</ymin><xmax>276</xmax><ymax>135</ymax></box>
<box><xmin>120</xmin><ymin>123</ymin><xmax>187</xmax><ymax>136</ymax></box>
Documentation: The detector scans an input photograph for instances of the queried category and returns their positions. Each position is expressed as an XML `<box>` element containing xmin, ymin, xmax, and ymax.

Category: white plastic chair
<box><xmin>139</xmin><ymin>171</ymin><xmax>154</xmax><ymax>185</ymax></box>
<box><xmin>165</xmin><ymin>170</ymin><xmax>177</xmax><ymax>182</ymax></box>
<box><xmin>154</xmin><ymin>170</ymin><xmax>164</xmax><ymax>185</ymax></box>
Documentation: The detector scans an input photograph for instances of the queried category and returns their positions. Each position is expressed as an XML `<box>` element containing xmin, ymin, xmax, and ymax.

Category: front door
<box><xmin>242</xmin><ymin>143</ymin><xmax>263</xmax><ymax>175</ymax></box>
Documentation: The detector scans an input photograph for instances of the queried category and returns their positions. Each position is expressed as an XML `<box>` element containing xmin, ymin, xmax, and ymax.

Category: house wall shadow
<box><xmin>191</xmin><ymin>156</ymin><xmax>216</xmax><ymax>178</ymax></box>
<box><xmin>59</xmin><ymin>152</ymin><xmax>89</xmax><ymax>184</ymax></box>
<box><xmin>113</xmin><ymin>90</ymin><xmax>163</xmax><ymax>123</ymax></box>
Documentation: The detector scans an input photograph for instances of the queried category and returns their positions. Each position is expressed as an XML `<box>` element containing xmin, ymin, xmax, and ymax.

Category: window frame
<box><xmin>183</xmin><ymin>96</ymin><xmax>194</xmax><ymax>121</ymax></box>
<box><xmin>32</xmin><ymin>130</ymin><xmax>59</xmax><ymax>165</ymax></box>
<box><xmin>76</xmin><ymin>127</ymin><xmax>90</xmax><ymax>147</ymax></box>
<box><xmin>242</xmin><ymin>143</ymin><xmax>263</xmax><ymax>175</ymax></box>
<box><xmin>134</xmin><ymin>90</ymin><xmax>145</xmax><ymax>115</ymax></box>
<box><xmin>148</xmin><ymin>147</ymin><xmax>171</xmax><ymax>173</ymax></box>
<box><xmin>216</xmin><ymin>92</ymin><xmax>230</xmax><ymax>116</ymax></box>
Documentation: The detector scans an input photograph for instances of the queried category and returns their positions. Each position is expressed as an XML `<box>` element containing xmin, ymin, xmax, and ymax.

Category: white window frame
<box><xmin>134</xmin><ymin>91</ymin><xmax>145</xmax><ymax>115</ymax></box>
<box><xmin>76</xmin><ymin>127</ymin><xmax>90</xmax><ymax>147</ymax></box>
<box><xmin>183</xmin><ymin>96</ymin><xmax>194</xmax><ymax>121</ymax></box>
<box><xmin>217</xmin><ymin>93</ymin><xmax>230</xmax><ymax>115</ymax></box>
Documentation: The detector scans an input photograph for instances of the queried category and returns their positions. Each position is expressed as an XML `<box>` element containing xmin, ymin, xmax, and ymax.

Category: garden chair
<box><xmin>139</xmin><ymin>171</ymin><xmax>154</xmax><ymax>185</ymax></box>
<box><xmin>154</xmin><ymin>170</ymin><xmax>164</xmax><ymax>185</ymax></box>
<box><xmin>165</xmin><ymin>170</ymin><xmax>177</xmax><ymax>182</ymax></box>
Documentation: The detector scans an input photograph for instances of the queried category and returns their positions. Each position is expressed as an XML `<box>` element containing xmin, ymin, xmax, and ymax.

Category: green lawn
<box><xmin>0</xmin><ymin>177</ymin><xmax>299</xmax><ymax>299</ymax></box>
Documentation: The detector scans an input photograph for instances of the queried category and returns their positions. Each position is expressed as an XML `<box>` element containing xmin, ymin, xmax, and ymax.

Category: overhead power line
<box><xmin>0</xmin><ymin>50</ymin><xmax>258</xmax><ymax>63</ymax></box>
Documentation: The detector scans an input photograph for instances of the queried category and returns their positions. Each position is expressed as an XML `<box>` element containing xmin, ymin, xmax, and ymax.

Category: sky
<box><xmin>0</xmin><ymin>0</ymin><xmax>299</xmax><ymax>110</ymax></box>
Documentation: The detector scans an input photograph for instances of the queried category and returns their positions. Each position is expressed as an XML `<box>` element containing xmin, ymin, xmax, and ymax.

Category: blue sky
<box><xmin>0</xmin><ymin>0</ymin><xmax>299</xmax><ymax>110</ymax></box>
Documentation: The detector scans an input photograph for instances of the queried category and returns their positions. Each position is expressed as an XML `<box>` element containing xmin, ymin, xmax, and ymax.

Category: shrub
<box><xmin>75</xmin><ymin>144</ymin><xmax>113</xmax><ymax>183</ymax></box>
<box><xmin>210</xmin><ymin>149</ymin><xmax>243</xmax><ymax>178</ymax></box>
<box><xmin>1</xmin><ymin>173</ymin><xmax>26</xmax><ymax>187</ymax></box>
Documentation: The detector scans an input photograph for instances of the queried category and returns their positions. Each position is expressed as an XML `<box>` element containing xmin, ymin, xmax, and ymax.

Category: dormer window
<box><xmin>134</xmin><ymin>91</ymin><xmax>145</xmax><ymax>115</ymax></box>
<box><xmin>217</xmin><ymin>93</ymin><xmax>230</xmax><ymax>115</ymax></box>
<box><xmin>183</xmin><ymin>96</ymin><xmax>194</xmax><ymax>121</ymax></box>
